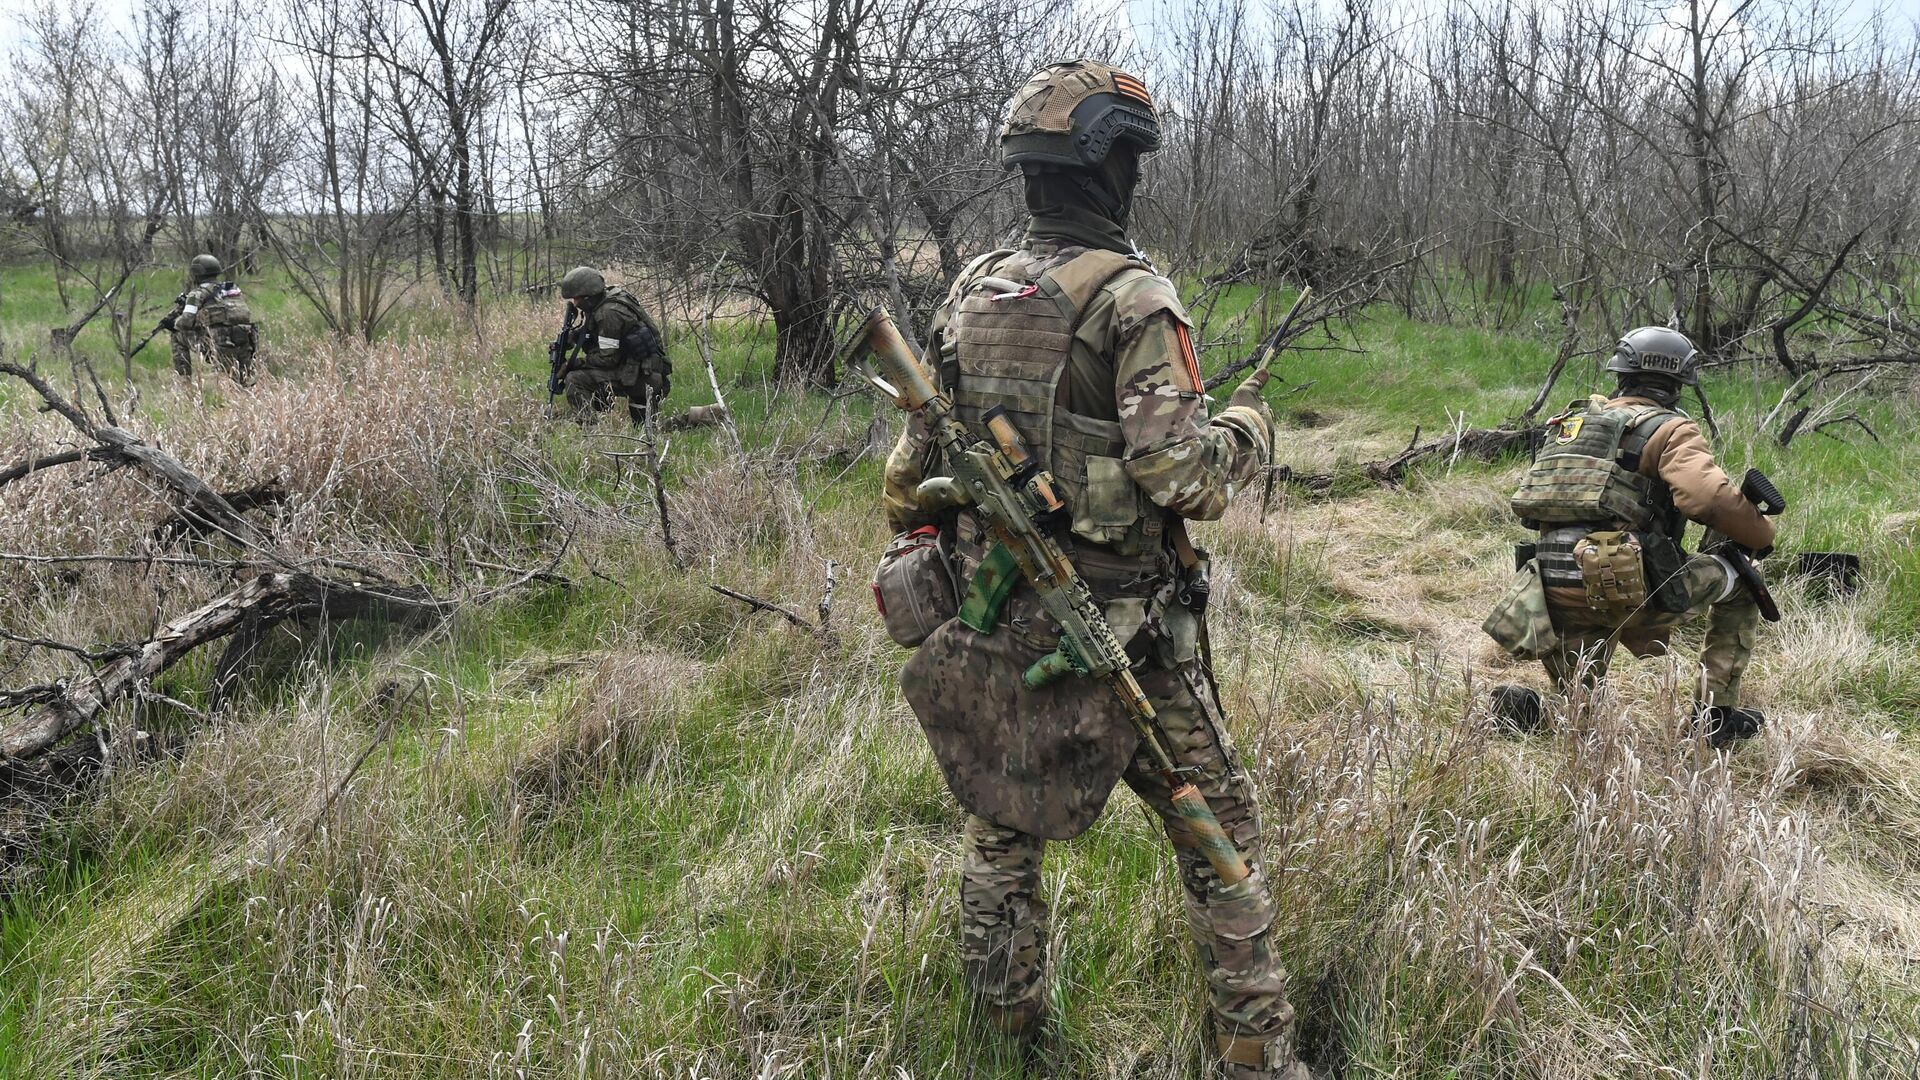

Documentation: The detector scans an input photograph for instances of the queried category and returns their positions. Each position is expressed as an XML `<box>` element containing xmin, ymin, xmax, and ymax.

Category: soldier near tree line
<box><xmin>553</xmin><ymin>266</ymin><xmax>670</xmax><ymax>425</ymax></box>
<box><xmin>878</xmin><ymin>60</ymin><xmax>1312</xmax><ymax>1079</ymax></box>
<box><xmin>1483</xmin><ymin>326</ymin><xmax>1778</xmax><ymax>745</ymax></box>
<box><xmin>159</xmin><ymin>253</ymin><xmax>259</xmax><ymax>384</ymax></box>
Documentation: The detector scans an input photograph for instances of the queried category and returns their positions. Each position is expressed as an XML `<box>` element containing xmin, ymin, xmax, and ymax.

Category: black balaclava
<box><xmin>1022</xmin><ymin>143</ymin><xmax>1142</xmax><ymax>254</ymax></box>
<box><xmin>1617</xmin><ymin>373</ymin><xmax>1684</xmax><ymax>407</ymax></box>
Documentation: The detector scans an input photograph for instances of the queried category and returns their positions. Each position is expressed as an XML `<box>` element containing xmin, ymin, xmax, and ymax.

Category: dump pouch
<box><xmin>1481</xmin><ymin>560</ymin><xmax>1560</xmax><ymax>659</ymax></box>
<box><xmin>872</xmin><ymin>527</ymin><xmax>960</xmax><ymax>648</ymax></box>
<box><xmin>900</xmin><ymin>588</ymin><xmax>1142</xmax><ymax>840</ymax></box>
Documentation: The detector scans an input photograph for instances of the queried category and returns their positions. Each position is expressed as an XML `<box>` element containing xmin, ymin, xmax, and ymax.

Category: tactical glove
<box><xmin>158</xmin><ymin>314</ymin><xmax>177</xmax><ymax>332</ymax></box>
<box><xmin>1225</xmin><ymin>369</ymin><xmax>1271</xmax><ymax>415</ymax></box>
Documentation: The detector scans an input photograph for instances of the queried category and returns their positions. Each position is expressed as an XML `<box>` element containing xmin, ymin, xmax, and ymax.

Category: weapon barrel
<box><xmin>860</xmin><ymin>307</ymin><xmax>941</xmax><ymax>409</ymax></box>
<box><xmin>1258</xmin><ymin>285</ymin><xmax>1314</xmax><ymax>375</ymax></box>
<box><xmin>1172</xmin><ymin>783</ymin><xmax>1250</xmax><ymax>883</ymax></box>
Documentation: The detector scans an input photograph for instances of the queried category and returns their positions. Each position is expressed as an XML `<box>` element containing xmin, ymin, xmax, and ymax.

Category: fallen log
<box><xmin>1</xmin><ymin>361</ymin><xmax>269</xmax><ymax>549</ymax></box>
<box><xmin>0</xmin><ymin>572</ymin><xmax>444</xmax><ymax>762</ymax></box>
<box><xmin>1267</xmin><ymin>425</ymin><xmax>1538</xmax><ymax>497</ymax></box>
<box><xmin>1362</xmin><ymin>426</ymin><xmax>1538</xmax><ymax>485</ymax></box>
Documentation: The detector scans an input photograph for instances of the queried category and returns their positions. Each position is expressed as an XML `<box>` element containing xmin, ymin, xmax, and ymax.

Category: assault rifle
<box><xmin>1251</xmin><ymin>287</ymin><xmax>1312</xmax><ymax>517</ymax></box>
<box><xmin>547</xmin><ymin>305</ymin><xmax>579</xmax><ymax>410</ymax></box>
<box><xmin>853</xmin><ymin>306</ymin><xmax>1252</xmax><ymax>886</ymax></box>
<box><xmin>1704</xmin><ymin>468</ymin><xmax>1785</xmax><ymax>623</ymax></box>
<box><xmin>128</xmin><ymin>323</ymin><xmax>166</xmax><ymax>357</ymax></box>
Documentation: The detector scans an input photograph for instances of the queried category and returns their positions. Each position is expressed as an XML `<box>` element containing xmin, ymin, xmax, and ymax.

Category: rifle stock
<box><xmin>1707</xmin><ymin>469</ymin><xmax>1786</xmax><ymax>622</ymax></box>
<box><xmin>855</xmin><ymin>306</ymin><xmax>1251</xmax><ymax>886</ymax></box>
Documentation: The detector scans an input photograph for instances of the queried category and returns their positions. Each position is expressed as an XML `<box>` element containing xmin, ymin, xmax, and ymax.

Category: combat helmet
<box><xmin>559</xmin><ymin>266</ymin><xmax>607</xmax><ymax>300</ymax></box>
<box><xmin>1606</xmin><ymin>326</ymin><xmax>1700</xmax><ymax>386</ymax></box>
<box><xmin>188</xmin><ymin>253</ymin><xmax>223</xmax><ymax>282</ymax></box>
<box><xmin>999</xmin><ymin>60</ymin><xmax>1160</xmax><ymax>171</ymax></box>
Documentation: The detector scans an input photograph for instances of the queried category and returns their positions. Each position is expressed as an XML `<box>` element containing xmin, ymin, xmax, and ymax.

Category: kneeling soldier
<box><xmin>555</xmin><ymin>266</ymin><xmax>670</xmax><ymax>424</ymax></box>
<box><xmin>1483</xmin><ymin>327</ymin><xmax>1777</xmax><ymax>745</ymax></box>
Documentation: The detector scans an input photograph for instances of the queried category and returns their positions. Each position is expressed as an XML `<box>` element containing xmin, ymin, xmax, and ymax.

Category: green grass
<box><xmin>1</xmin><ymin>259</ymin><xmax>1917</xmax><ymax>1077</ymax></box>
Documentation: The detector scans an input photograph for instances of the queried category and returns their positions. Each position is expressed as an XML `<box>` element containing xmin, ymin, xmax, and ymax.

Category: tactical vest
<box><xmin>185</xmin><ymin>281</ymin><xmax>251</xmax><ymax>328</ymax></box>
<box><xmin>1514</xmin><ymin>397</ymin><xmax>1681</xmax><ymax>586</ymax></box>
<box><xmin>581</xmin><ymin>289</ymin><xmax>654</xmax><ymax>366</ymax></box>
<box><xmin>1513</xmin><ymin>397</ymin><xmax>1679</xmax><ymax>527</ymax></box>
<box><xmin>940</xmin><ymin>247</ymin><xmax>1169</xmax><ymax>579</ymax></box>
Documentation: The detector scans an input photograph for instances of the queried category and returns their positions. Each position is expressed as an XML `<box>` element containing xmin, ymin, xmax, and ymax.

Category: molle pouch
<box><xmin>1513</xmin><ymin>541</ymin><xmax>1537</xmax><ymax>572</ymax></box>
<box><xmin>1508</xmin><ymin>456</ymin><xmax>1653</xmax><ymax>526</ymax></box>
<box><xmin>214</xmin><ymin>324</ymin><xmax>257</xmax><ymax>357</ymax></box>
<box><xmin>872</xmin><ymin>526</ymin><xmax>959</xmax><ymax>648</ymax></box>
<box><xmin>1070</xmin><ymin>455</ymin><xmax>1140</xmax><ymax>546</ymax></box>
<box><xmin>1636</xmin><ymin>530</ymin><xmax>1691</xmax><ymax>613</ymax></box>
<box><xmin>1573</xmin><ymin>530</ymin><xmax>1648</xmax><ymax>612</ymax></box>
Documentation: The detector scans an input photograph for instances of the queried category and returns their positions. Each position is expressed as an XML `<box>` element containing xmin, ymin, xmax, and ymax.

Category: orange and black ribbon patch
<box><xmin>1112</xmin><ymin>72</ymin><xmax>1153</xmax><ymax>107</ymax></box>
<box><xmin>1173</xmin><ymin>322</ymin><xmax>1203</xmax><ymax>392</ymax></box>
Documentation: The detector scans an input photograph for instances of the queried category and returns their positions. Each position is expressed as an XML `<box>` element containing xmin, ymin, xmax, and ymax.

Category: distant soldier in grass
<box><xmin>1483</xmin><ymin>327</ymin><xmax>1778</xmax><ymax>745</ymax></box>
<box><xmin>160</xmin><ymin>253</ymin><xmax>258</xmax><ymax>384</ymax></box>
<box><xmin>877</xmin><ymin>60</ymin><xmax>1310</xmax><ymax>1079</ymax></box>
<box><xmin>554</xmin><ymin>266</ymin><xmax>669</xmax><ymax>425</ymax></box>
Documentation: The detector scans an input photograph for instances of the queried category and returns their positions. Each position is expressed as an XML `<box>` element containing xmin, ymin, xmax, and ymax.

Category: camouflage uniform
<box><xmin>165</xmin><ymin>263</ymin><xmax>258</xmax><ymax>384</ymax></box>
<box><xmin>885</xmin><ymin>237</ymin><xmax>1299</xmax><ymax>1072</ymax></box>
<box><xmin>1484</xmin><ymin>393</ymin><xmax>1777</xmax><ymax>711</ymax></box>
<box><xmin>561</xmin><ymin>286</ymin><xmax>668</xmax><ymax>423</ymax></box>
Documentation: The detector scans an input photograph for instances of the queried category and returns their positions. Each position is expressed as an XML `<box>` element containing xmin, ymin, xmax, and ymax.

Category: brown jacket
<box><xmin>1615</xmin><ymin>395</ymin><xmax>1776</xmax><ymax>550</ymax></box>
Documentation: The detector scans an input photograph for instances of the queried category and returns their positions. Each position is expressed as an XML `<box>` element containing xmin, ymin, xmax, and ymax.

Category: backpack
<box><xmin>198</xmin><ymin>281</ymin><xmax>252</xmax><ymax>328</ymax></box>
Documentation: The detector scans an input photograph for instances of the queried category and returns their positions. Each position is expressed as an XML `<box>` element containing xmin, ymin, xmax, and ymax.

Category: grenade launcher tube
<box><xmin>856</xmin><ymin>306</ymin><xmax>1251</xmax><ymax>886</ymax></box>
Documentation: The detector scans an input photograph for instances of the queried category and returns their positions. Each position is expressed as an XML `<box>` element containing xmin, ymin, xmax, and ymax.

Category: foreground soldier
<box><xmin>554</xmin><ymin>266</ymin><xmax>669</xmax><ymax>424</ymax></box>
<box><xmin>878</xmin><ymin>60</ymin><xmax>1308</xmax><ymax>1078</ymax></box>
<box><xmin>160</xmin><ymin>254</ymin><xmax>259</xmax><ymax>384</ymax></box>
<box><xmin>1483</xmin><ymin>327</ymin><xmax>1777</xmax><ymax>744</ymax></box>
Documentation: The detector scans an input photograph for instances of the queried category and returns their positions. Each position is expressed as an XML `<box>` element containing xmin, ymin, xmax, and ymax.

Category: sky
<box><xmin>0</xmin><ymin>0</ymin><xmax>1909</xmax><ymax>73</ymax></box>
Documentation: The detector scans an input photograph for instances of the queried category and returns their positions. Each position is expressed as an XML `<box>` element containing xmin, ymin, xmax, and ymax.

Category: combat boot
<box><xmin>1696</xmin><ymin>704</ymin><xmax>1765</xmax><ymax>749</ymax></box>
<box><xmin>1489</xmin><ymin>684</ymin><xmax>1544</xmax><ymax>734</ymax></box>
<box><xmin>1218</xmin><ymin>1030</ymin><xmax>1317</xmax><ymax>1080</ymax></box>
<box><xmin>1223</xmin><ymin>1062</ymin><xmax>1316</xmax><ymax>1080</ymax></box>
<box><xmin>978</xmin><ymin>993</ymin><xmax>1046</xmax><ymax>1039</ymax></box>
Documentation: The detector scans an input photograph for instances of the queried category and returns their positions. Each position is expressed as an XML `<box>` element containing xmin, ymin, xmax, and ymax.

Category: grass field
<box><xmin>0</xmin><ymin>260</ymin><xmax>1916</xmax><ymax>1078</ymax></box>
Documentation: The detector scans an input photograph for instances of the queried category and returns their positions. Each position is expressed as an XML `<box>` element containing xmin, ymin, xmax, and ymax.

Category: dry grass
<box><xmin>2</xmin><ymin>304</ymin><xmax>1918</xmax><ymax>1079</ymax></box>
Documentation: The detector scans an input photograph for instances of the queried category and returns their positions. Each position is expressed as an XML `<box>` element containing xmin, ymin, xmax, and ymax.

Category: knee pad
<box><xmin>1711</xmin><ymin>555</ymin><xmax>1740</xmax><ymax>604</ymax></box>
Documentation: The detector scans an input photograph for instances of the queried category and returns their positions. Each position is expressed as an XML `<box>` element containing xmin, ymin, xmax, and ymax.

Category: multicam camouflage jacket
<box><xmin>883</xmin><ymin>239</ymin><xmax>1273</xmax><ymax>560</ymax></box>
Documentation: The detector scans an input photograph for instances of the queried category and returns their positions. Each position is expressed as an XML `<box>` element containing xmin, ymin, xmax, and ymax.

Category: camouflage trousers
<box><xmin>959</xmin><ymin>660</ymin><xmax>1295</xmax><ymax>1062</ymax></box>
<box><xmin>563</xmin><ymin>362</ymin><xmax>667</xmax><ymax>423</ymax></box>
<box><xmin>1542</xmin><ymin>552</ymin><xmax>1761</xmax><ymax>709</ymax></box>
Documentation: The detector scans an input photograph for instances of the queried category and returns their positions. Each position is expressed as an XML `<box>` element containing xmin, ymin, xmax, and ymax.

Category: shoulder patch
<box><xmin>1554</xmin><ymin>416</ymin><xmax>1585</xmax><ymax>444</ymax></box>
<box><xmin>1107</xmin><ymin>269</ymin><xmax>1190</xmax><ymax>338</ymax></box>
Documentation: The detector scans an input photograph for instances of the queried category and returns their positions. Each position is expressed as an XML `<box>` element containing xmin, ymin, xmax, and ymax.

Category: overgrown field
<box><xmin>1</xmin><ymin>269</ymin><xmax>1917</xmax><ymax>1078</ymax></box>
